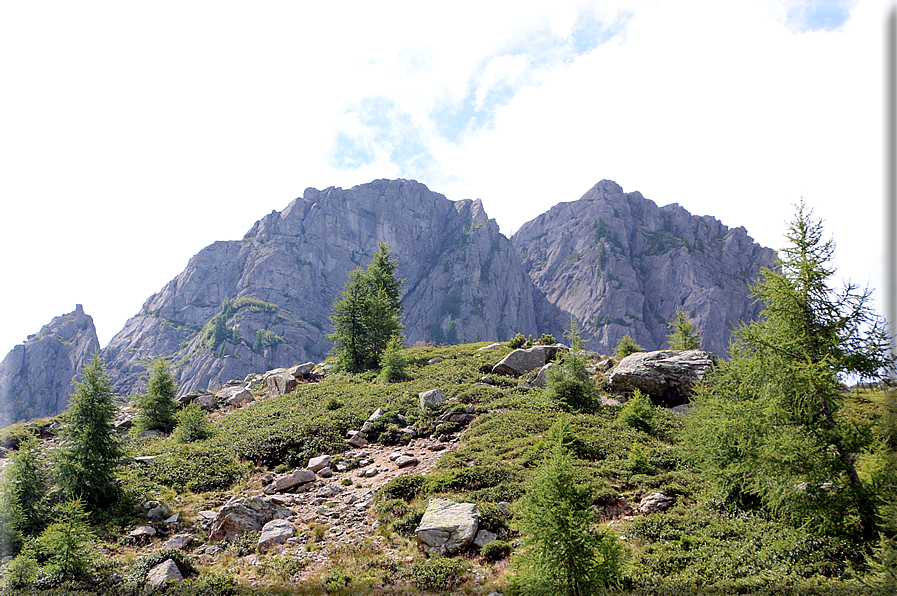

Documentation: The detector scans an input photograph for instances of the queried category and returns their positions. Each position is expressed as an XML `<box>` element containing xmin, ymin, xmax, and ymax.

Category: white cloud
<box><xmin>0</xmin><ymin>0</ymin><xmax>889</xmax><ymax>357</ymax></box>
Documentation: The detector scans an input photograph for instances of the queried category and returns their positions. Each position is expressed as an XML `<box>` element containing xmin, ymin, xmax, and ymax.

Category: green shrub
<box><xmin>172</xmin><ymin>401</ymin><xmax>213</xmax><ymax>443</ymax></box>
<box><xmin>378</xmin><ymin>475</ymin><xmax>425</xmax><ymax>502</ymax></box>
<box><xmin>508</xmin><ymin>333</ymin><xmax>528</xmax><ymax>349</ymax></box>
<box><xmin>476</xmin><ymin>502</ymin><xmax>509</xmax><ymax>534</ymax></box>
<box><xmin>618</xmin><ymin>389</ymin><xmax>656</xmax><ymax>433</ymax></box>
<box><xmin>227</xmin><ymin>531</ymin><xmax>260</xmax><ymax>556</ymax></box>
<box><xmin>614</xmin><ymin>333</ymin><xmax>643</xmax><ymax>359</ymax></box>
<box><xmin>537</xmin><ymin>334</ymin><xmax>556</xmax><ymax>345</ymax></box>
<box><xmin>626</xmin><ymin>442</ymin><xmax>654</xmax><ymax>474</ymax></box>
<box><xmin>406</xmin><ymin>557</ymin><xmax>470</xmax><ymax>591</ymax></box>
<box><xmin>378</xmin><ymin>335</ymin><xmax>410</xmax><ymax>383</ymax></box>
<box><xmin>121</xmin><ymin>548</ymin><xmax>197</xmax><ymax>593</ymax></box>
<box><xmin>143</xmin><ymin>444</ymin><xmax>246</xmax><ymax>492</ymax></box>
<box><xmin>323</xmin><ymin>570</ymin><xmax>353</xmax><ymax>591</ymax></box>
<box><xmin>481</xmin><ymin>539</ymin><xmax>512</xmax><ymax>561</ymax></box>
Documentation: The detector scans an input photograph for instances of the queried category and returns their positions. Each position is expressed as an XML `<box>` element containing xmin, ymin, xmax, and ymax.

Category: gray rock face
<box><xmin>0</xmin><ymin>305</ymin><xmax>100</xmax><ymax>425</ymax></box>
<box><xmin>419</xmin><ymin>389</ymin><xmax>446</xmax><ymax>410</ymax></box>
<box><xmin>100</xmin><ymin>179</ymin><xmax>542</xmax><ymax>398</ymax></box>
<box><xmin>512</xmin><ymin>180</ymin><xmax>776</xmax><ymax>356</ymax></box>
<box><xmin>415</xmin><ymin>498</ymin><xmax>479</xmax><ymax>555</ymax></box>
<box><xmin>5</xmin><ymin>179</ymin><xmax>773</xmax><ymax>417</ymax></box>
<box><xmin>607</xmin><ymin>349</ymin><xmax>718</xmax><ymax>406</ymax></box>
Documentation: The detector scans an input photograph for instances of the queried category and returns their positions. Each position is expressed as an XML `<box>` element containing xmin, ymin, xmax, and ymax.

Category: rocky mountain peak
<box><xmin>0</xmin><ymin>305</ymin><xmax>100</xmax><ymax>425</ymax></box>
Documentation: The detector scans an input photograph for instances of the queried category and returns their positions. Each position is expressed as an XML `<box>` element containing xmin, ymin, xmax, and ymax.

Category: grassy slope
<box><xmin>2</xmin><ymin>343</ymin><xmax>892</xmax><ymax>595</ymax></box>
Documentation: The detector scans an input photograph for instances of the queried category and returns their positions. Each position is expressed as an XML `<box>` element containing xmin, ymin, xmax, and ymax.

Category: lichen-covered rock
<box><xmin>415</xmin><ymin>498</ymin><xmax>479</xmax><ymax>555</ymax></box>
<box><xmin>607</xmin><ymin>349</ymin><xmax>717</xmax><ymax>406</ymax></box>
<box><xmin>638</xmin><ymin>492</ymin><xmax>674</xmax><ymax>514</ymax></box>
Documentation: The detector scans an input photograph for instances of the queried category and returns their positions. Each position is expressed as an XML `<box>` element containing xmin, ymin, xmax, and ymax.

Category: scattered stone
<box><xmin>136</xmin><ymin>430</ymin><xmax>161</xmax><ymax>439</ymax></box>
<box><xmin>395</xmin><ymin>455</ymin><xmax>418</xmax><ymax>468</ymax></box>
<box><xmin>478</xmin><ymin>343</ymin><xmax>502</xmax><ymax>351</ymax></box>
<box><xmin>145</xmin><ymin>559</ymin><xmax>183</xmax><ymax>591</ymax></box>
<box><xmin>600</xmin><ymin>396</ymin><xmax>626</xmax><ymax>407</ymax></box>
<box><xmin>368</xmin><ymin>408</ymin><xmax>384</xmax><ymax>421</ymax></box>
<box><xmin>129</xmin><ymin>525</ymin><xmax>156</xmax><ymax>538</ymax></box>
<box><xmin>197</xmin><ymin>393</ymin><xmax>218</xmax><ymax>411</ymax></box>
<box><xmin>208</xmin><ymin>496</ymin><xmax>292</xmax><ymax>543</ymax></box>
<box><xmin>287</xmin><ymin>362</ymin><xmax>316</xmax><ymax>378</ymax></box>
<box><xmin>474</xmin><ymin>529</ymin><xmax>498</xmax><ymax>548</ymax></box>
<box><xmin>638</xmin><ymin>492</ymin><xmax>674</xmax><ymax>514</ymax></box>
<box><xmin>347</xmin><ymin>432</ymin><xmax>369</xmax><ymax>448</ymax></box>
<box><xmin>204</xmin><ymin>544</ymin><xmax>222</xmax><ymax>555</ymax></box>
<box><xmin>266</xmin><ymin>373</ymin><xmax>297</xmax><ymax>396</ymax></box>
<box><xmin>147</xmin><ymin>503</ymin><xmax>171</xmax><ymax>521</ymax></box>
<box><xmin>164</xmin><ymin>513</ymin><xmax>180</xmax><ymax>524</ymax></box>
<box><xmin>492</xmin><ymin>345</ymin><xmax>566</xmax><ymax>377</ymax></box>
<box><xmin>163</xmin><ymin>533</ymin><xmax>193</xmax><ymax>549</ymax></box>
<box><xmin>134</xmin><ymin>456</ymin><xmax>157</xmax><ymax>465</ymax></box>
<box><xmin>307</xmin><ymin>455</ymin><xmax>330</xmax><ymax>471</ymax></box>
<box><xmin>419</xmin><ymin>389</ymin><xmax>446</xmax><ymax>410</ymax></box>
<box><xmin>596</xmin><ymin>358</ymin><xmax>615</xmax><ymax>371</ymax></box>
<box><xmin>271</xmin><ymin>469</ymin><xmax>316</xmax><ymax>493</ymax></box>
<box><xmin>532</xmin><ymin>362</ymin><xmax>557</xmax><ymax>388</ymax></box>
<box><xmin>258</xmin><ymin>519</ymin><xmax>295</xmax><ymax>552</ymax></box>
<box><xmin>415</xmin><ymin>498</ymin><xmax>479</xmax><ymax>555</ymax></box>
<box><xmin>216</xmin><ymin>385</ymin><xmax>254</xmax><ymax>407</ymax></box>
<box><xmin>317</xmin><ymin>467</ymin><xmax>333</xmax><ymax>478</ymax></box>
<box><xmin>428</xmin><ymin>357</ymin><xmax>444</xmax><ymax>364</ymax></box>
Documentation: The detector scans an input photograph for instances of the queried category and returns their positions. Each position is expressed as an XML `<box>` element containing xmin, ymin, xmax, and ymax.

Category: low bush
<box><xmin>406</xmin><ymin>557</ymin><xmax>470</xmax><ymax>591</ymax></box>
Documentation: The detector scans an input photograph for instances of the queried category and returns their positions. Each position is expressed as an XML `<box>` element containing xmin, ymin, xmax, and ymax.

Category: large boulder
<box><xmin>607</xmin><ymin>350</ymin><xmax>717</xmax><ymax>406</ymax></box>
<box><xmin>215</xmin><ymin>385</ymin><xmax>254</xmax><ymax>407</ymax></box>
<box><xmin>415</xmin><ymin>498</ymin><xmax>479</xmax><ymax>555</ymax></box>
<box><xmin>208</xmin><ymin>496</ymin><xmax>292</xmax><ymax>543</ymax></box>
<box><xmin>266</xmin><ymin>373</ymin><xmax>297</xmax><ymax>395</ymax></box>
<box><xmin>419</xmin><ymin>389</ymin><xmax>446</xmax><ymax>410</ymax></box>
<box><xmin>492</xmin><ymin>345</ymin><xmax>566</xmax><ymax>377</ymax></box>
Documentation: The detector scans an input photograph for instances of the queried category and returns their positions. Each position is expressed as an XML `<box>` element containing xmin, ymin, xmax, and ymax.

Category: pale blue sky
<box><xmin>0</xmin><ymin>0</ymin><xmax>889</xmax><ymax>357</ymax></box>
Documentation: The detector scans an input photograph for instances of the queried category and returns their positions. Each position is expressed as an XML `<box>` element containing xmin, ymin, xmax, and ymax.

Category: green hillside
<box><xmin>0</xmin><ymin>339</ymin><xmax>893</xmax><ymax>595</ymax></box>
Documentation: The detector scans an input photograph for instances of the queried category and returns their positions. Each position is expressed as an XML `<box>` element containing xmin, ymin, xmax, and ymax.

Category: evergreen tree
<box><xmin>666</xmin><ymin>306</ymin><xmax>701</xmax><ymax>350</ymax></box>
<box><xmin>8</xmin><ymin>435</ymin><xmax>46</xmax><ymax>535</ymax></box>
<box><xmin>39</xmin><ymin>497</ymin><xmax>93</xmax><ymax>581</ymax></box>
<box><xmin>134</xmin><ymin>357</ymin><xmax>179</xmax><ymax>433</ymax></box>
<box><xmin>172</xmin><ymin>401</ymin><xmax>213</xmax><ymax>443</ymax></box>
<box><xmin>686</xmin><ymin>202</ymin><xmax>894</xmax><ymax>539</ymax></box>
<box><xmin>513</xmin><ymin>418</ymin><xmax>623</xmax><ymax>595</ymax></box>
<box><xmin>54</xmin><ymin>353</ymin><xmax>122</xmax><ymax>507</ymax></box>
<box><xmin>0</xmin><ymin>471</ymin><xmax>23</xmax><ymax>557</ymax></box>
<box><xmin>378</xmin><ymin>334</ymin><xmax>409</xmax><ymax>383</ymax></box>
<box><xmin>547</xmin><ymin>318</ymin><xmax>598</xmax><ymax>412</ymax></box>
<box><xmin>614</xmin><ymin>333</ymin><xmax>643</xmax><ymax>359</ymax></box>
<box><xmin>328</xmin><ymin>243</ymin><xmax>403</xmax><ymax>372</ymax></box>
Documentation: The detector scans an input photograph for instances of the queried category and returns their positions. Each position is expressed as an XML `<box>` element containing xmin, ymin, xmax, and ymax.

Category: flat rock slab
<box><xmin>307</xmin><ymin>455</ymin><xmax>330</xmax><ymax>471</ymax></box>
<box><xmin>415</xmin><ymin>498</ymin><xmax>479</xmax><ymax>555</ymax></box>
<box><xmin>395</xmin><ymin>455</ymin><xmax>418</xmax><ymax>468</ymax></box>
<box><xmin>129</xmin><ymin>525</ymin><xmax>156</xmax><ymax>537</ymax></box>
<box><xmin>273</xmin><ymin>469</ymin><xmax>316</xmax><ymax>492</ymax></box>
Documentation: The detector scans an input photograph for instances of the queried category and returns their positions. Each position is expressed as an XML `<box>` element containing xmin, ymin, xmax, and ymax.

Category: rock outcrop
<box><xmin>607</xmin><ymin>349</ymin><xmax>718</xmax><ymax>406</ymax></box>
<box><xmin>415</xmin><ymin>498</ymin><xmax>479</xmax><ymax>555</ymax></box>
<box><xmin>0</xmin><ymin>305</ymin><xmax>100</xmax><ymax>426</ymax></box>
<box><xmin>512</xmin><ymin>180</ymin><xmax>776</xmax><ymax>355</ymax></box>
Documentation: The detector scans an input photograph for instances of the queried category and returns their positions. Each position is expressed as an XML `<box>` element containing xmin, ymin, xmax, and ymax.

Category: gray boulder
<box><xmin>163</xmin><ymin>533</ymin><xmax>193</xmax><ymax>549</ymax></box>
<box><xmin>266</xmin><ymin>373</ymin><xmax>297</xmax><ymax>395</ymax></box>
<box><xmin>306</xmin><ymin>455</ymin><xmax>330</xmax><ymax>471</ymax></box>
<box><xmin>145</xmin><ymin>558</ymin><xmax>183</xmax><ymax>591</ymax></box>
<box><xmin>208</xmin><ymin>496</ymin><xmax>292</xmax><ymax>543</ymax></box>
<box><xmin>532</xmin><ymin>362</ymin><xmax>558</xmax><ymax>388</ymax></box>
<box><xmin>415</xmin><ymin>498</ymin><xmax>479</xmax><ymax>555</ymax></box>
<box><xmin>492</xmin><ymin>345</ymin><xmax>566</xmax><ymax>377</ymax></box>
<box><xmin>258</xmin><ymin>519</ymin><xmax>294</xmax><ymax>552</ymax></box>
<box><xmin>270</xmin><ymin>469</ymin><xmax>316</xmax><ymax>492</ymax></box>
<box><xmin>607</xmin><ymin>350</ymin><xmax>717</xmax><ymax>406</ymax></box>
<box><xmin>638</xmin><ymin>492</ymin><xmax>674</xmax><ymax>514</ymax></box>
<box><xmin>216</xmin><ymin>385</ymin><xmax>254</xmax><ymax>407</ymax></box>
<box><xmin>419</xmin><ymin>389</ymin><xmax>446</xmax><ymax>410</ymax></box>
<box><xmin>287</xmin><ymin>362</ymin><xmax>316</xmax><ymax>377</ymax></box>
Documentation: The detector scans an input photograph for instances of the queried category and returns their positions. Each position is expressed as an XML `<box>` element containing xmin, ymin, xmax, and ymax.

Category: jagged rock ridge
<box><xmin>2</xmin><ymin>178</ymin><xmax>777</xmax><ymax>410</ymax></box>
<box><xmin>511</xmin><ymin>180</ymin><xmax>776</xmax><ymax>355</ymax></box>
<box><xmin>102</xmin><ymin>179</ymin><xmax>542</xmax><ymax>396</ymax></box>
<box><xmin>0</xmin><ymin>304</ymin><xmax>100</xmax><ymax>425</ymax></box>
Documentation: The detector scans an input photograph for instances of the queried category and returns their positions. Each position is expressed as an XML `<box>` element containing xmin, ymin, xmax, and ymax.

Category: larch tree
<box><xmin>134</xmin><ymin>357</ymin><xmax>179</xmax><ymax>433</ymax></box>
<box><xmin>686</xmin><ymin>202</ymin><xmax>894</xmax><ymax>539</ymax></box>
<box><xmin>667</xmin><ymin>306</ymin><xmax>702</xmax><ymax>350</ymax></box>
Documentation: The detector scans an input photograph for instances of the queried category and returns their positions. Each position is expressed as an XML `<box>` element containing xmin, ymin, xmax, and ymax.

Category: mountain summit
<box><xmin>1</xmin><ymin>179</ymin><xmax>775</xmax><ymax>416</ymax></box>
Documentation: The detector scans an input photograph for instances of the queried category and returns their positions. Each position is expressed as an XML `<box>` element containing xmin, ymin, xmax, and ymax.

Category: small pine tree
<box><xmin>614</xmin><ymin>333</ymin><xmax>643</xmax><ymax>359</ymax></box>
<box><xmin>618</xmin><ymin>388</ymin><xmax>657</xmax><ymax>434</ymax></box>
<box><xmin>39</xmin><ymin>498</ymin><xmax>93</xmax><ymax>581</ymax></box>
<box><xmin>8</xmin><ymin>435</ymin><xmax>46</xmax><ymax>535</ymax></box>
<box><xmin>172</xmin><ymin>401</ymin><xmax>213</xmax><ymax>443</ymax></box>
<box><xmin>134</xmin><ymin>357</ymin><xmax>179</xmax><ymax>433</ymax></box>
<box><xmin>513</xmin><ymin>418</ymin><xmax>623</xmax><ymax>595</ymax></box>
<box><xmin>378</xmin><ymin>334</ymin><xmax>409</xmax><ymax>383</ymax></box>
<box><xmin>667</xmin><ymin>306</ymin><xmax>701</xmax><ymax>350</ymax></box>
<box><xmin>547</xmin><ymin>319</ymin><xmax>598</xmax><ymax>412</ymax></box>
<box><xmin>54</xmin><ymin>353</ymin><xmax>123</xmax><ymax>507</ymax></box>
<box><xmin>329</xmin><ymin>243</ymin><xmax>404</xmax><ymax>373</ymax></box>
